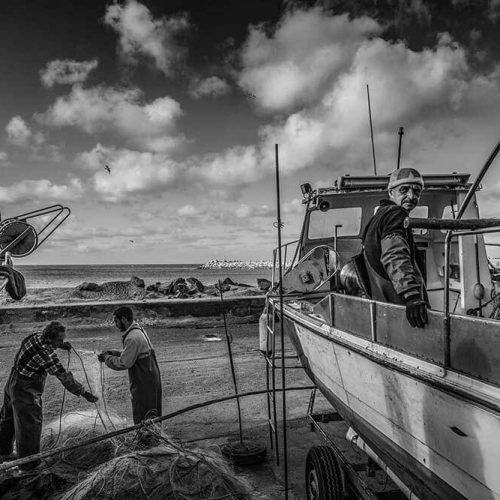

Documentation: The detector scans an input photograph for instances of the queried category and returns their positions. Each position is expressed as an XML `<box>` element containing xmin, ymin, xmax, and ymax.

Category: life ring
<box><xmin>0</xmin><ymin>219</ymin><xmax>38</xmax><ymax>257</ymax></box>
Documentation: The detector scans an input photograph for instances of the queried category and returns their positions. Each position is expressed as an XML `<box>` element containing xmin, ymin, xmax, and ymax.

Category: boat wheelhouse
<box><xmin>266</xmin><ymin>168</ymin><xmax>500</xmax><ymax>499</ymax></box>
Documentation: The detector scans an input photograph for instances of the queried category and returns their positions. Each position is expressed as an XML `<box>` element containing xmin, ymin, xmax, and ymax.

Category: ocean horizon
<box><xmin>16</xmin><ymin>264</ymin><xmax>273</xmax><ymax>290</ymax></box>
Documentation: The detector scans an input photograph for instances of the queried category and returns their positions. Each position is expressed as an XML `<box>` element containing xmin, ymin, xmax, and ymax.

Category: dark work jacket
<box><xmin>362</xmin><ymin>199</ymin><xmax>426</xmax><ymax>304</ymax></box>
<box><xmin>122</xmin><ymin>326</ymin><xmax>162</xmax><ymax>424</ymax></box>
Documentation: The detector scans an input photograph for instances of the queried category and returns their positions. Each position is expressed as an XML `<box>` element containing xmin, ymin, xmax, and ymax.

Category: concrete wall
<box><xmin>0</xmin><ymin>296</ymin><xmax>266</xmax><ymax>331</ymax></box>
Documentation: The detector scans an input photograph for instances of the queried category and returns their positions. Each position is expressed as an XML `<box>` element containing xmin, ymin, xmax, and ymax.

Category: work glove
<box><xmin>405</xmin><ymin>296</ymin><xmax>428</xmax><ymax>328</ymax></box>
<box><xmin>82</xmin><ymin>391</ymin><xmax>98</xmax><ymax>403</ymax></box>
<box><xmin>97</xmin><ymin>351</ymin><xmax>109</xmax><ymax>363</ymax></box>
<box><xmin>60</xmin><ymin>341</ymin><xmax>72</xmax><ymax>351</ymax></box>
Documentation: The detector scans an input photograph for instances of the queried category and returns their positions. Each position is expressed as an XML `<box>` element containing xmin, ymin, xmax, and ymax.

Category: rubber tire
<box><xmin>305</xmin><ymin>445</ymin><xmax>343</xmax><ymax>500</ymax></box>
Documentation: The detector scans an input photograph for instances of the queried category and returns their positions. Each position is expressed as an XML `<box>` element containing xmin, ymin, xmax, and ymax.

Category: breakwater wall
<box><xmin>0</xmin><ymin>296</ymin><xmax>266</xmax><ymax>332</ymax></box>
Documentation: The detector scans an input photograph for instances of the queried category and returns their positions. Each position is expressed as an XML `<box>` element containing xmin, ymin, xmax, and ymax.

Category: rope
<box><xmin>72</xmin><ymin>347</ymin><xmax>109</xmax><ymax>432</ymax></box>
<box><xmin>0</xmin><ymin>385</ymin><xmax>315</xmax><ymax>472</ymax></box>
<box><xmin>52</xmin><ymin>350</ymin><xmax>71</xmax><ymax>449</ymax></box>
<box><xmin>100</xmin><ymin>361</ymin><xmax>116</xmax><ymax>430</ymax></box>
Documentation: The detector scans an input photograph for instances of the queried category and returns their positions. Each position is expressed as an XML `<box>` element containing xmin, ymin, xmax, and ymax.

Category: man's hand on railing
<box><xmin>405</xmin><ymin>296</ymin><xmax>428</xmax><ymax>328</ymax></box>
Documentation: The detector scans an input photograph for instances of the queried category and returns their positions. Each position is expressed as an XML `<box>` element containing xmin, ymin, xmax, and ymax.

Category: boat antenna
<box><xmin>366</xmin><ymin>84</ymin><xmax>378</xmax><ymax>175</ymax></box>
<box><xmin>397</xmin><ymin>126</ymin><xmax>404</xmax><ymax>170</ymax></box>
<box><xmin>274</xmin><ymin>143</ymin><xmax>289</xmax><ymax>499</ymax></box>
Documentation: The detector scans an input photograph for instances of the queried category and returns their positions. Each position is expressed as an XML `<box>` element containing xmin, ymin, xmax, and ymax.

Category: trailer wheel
<box><xmin>305</xmin><ymin>445</ymin><xmax>343</xmax><ymax>500</ymax></box>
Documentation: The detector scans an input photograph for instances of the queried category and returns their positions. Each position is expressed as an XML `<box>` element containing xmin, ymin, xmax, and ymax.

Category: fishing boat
<box><xmin>266</xmin><ymin>141</ymin><xmax>500</xmax><ymax>499</ymax></box>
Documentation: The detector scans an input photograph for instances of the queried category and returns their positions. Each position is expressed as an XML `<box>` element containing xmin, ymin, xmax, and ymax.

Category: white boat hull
<box><xmin>284</xmin><ymin>311</ymin><xmax>500</xmax><ymax>500</ymax></box>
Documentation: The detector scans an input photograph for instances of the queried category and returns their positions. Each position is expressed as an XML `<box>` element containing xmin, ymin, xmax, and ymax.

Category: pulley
<box><xmin>0</xmin><ymin>204</ymin><xmax>70</xmax><ymax>259</ymax></box>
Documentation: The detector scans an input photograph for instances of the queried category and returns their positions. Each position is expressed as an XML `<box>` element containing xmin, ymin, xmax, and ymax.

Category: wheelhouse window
<box><xmin>308</xmin><ymin>207</ymin><xmax>362</xmax><ymax>240</ymax></box>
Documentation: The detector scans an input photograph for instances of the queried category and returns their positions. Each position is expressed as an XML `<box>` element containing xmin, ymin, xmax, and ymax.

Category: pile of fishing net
<box><xmin>60</xmin><ymin>440</ymin><xmax>253</xmax><ymax>499</ymax></box>
<box><xmin>40</xmin><ymin>410</ymin><xmax>131</xmax><ymax>471</ymax></box>
<box><xmin>0</xmin><ymin>411</ymin><xmax>256</xmax><ymax>500</ymax></box>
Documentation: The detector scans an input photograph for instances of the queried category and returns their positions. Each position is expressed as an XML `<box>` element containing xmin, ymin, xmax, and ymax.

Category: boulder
<box><xmin>222</xmin><ymin>277</ymin><xmax>251</xmax><ymax>287</ymax></box>
<box><xmin>130</xmin><ymin>276</ymin><xmax>145</xmax><ymax>288</ymax></box>
<box><xmin>76</xmin><ymin>282</ymin><xmax>102</xmax><ymax>292</ymax></box>
<box><xmin>215</xmin><ymin>282</ymin><xmax>231</xmax><ymax>292</ymax></box>
<box><xmin>257</xmin><ymin>278</ymin><xmax>272</xmax><ymax>291</ymax></box>
<box><xmin>186</xmin><ymin>277</ymin><xmax>205</xmax><ymax>293</ymax></box>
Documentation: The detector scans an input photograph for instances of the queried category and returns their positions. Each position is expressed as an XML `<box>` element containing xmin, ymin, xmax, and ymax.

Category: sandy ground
<box><xmin>0</xmin><ymin>321</ymin><xmax>338</xmax><ymax>498</ymax></box>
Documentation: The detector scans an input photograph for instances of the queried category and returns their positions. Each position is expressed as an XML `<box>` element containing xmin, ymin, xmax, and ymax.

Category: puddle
<box><xmin>202</xmin><ymin>334</ymin><xmax>222</xmax><ymax>342</ymax></box>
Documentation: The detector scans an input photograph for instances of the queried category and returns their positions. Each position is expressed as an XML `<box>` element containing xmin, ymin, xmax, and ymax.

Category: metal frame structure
<box><xmin>0</xmin><ymin>204</ymin><xmax>71</xmax><ymax>259</ymax></box>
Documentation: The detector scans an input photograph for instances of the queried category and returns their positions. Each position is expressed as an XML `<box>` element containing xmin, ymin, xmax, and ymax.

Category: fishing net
<box><xmin>0</xmin><ymin>417</ymin><xmax>255</xmax><ymax>500</ymax></box>
<box><xmin>60</xmin><ymin>438</ymin><xmax>253</xmax><ymax>499</ymax></box>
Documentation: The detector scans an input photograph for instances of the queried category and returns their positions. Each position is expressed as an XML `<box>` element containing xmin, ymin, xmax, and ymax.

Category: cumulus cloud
<box><xmin>238</xmin><ymin>9</ymin><xmax>381</xmax><ymax>113</ymax></box>
<box><xmin>73</xmin><ymin>9</ymin><xmax>500</xmax><ymax>201</ymax></box>
<box><xmin>0</xmin><ymin>151</ymin><xmax>10</xmax><ymax>167</ymax></box>
<box><xmin>77</xmin><ymin>145</ymin><xmax>183</xmax><ymax>202</ymax></box>
<box><xmin>40</xmin><ymin>58</ymin><xmax>98</xmax><ymax>87</ymax></box>
<box><xmin>39</xmin><ymin>85</ymin><xmax>185</xmax><ymax>153</ymax></box>
<box><xmin>177</xmin><ymin>204</ymin><xmax>204</xmax><ymax>217</ymax></box>
<box><xmin>234</xmin><ymin>203</ymin><xmax>273</xmax><ymax>218</ymax></box>
<box><xmin>488</xmin><ymin>0</ymin><xmax>500</xmax><ymax>20</ymax></box>
<box><xmin>189</xmin><ymin>76</ymin><xmax>230</xmax><ymax>99</ymax></box>
<box><xmin>233</xmin><ymin>8</ymin><xmax>500</xmax><ymax>177</ymax></box>
<box><xmin>104</xmin><ymin>0</ymin><xmax>189</xmax><ymax>76</ymax></box>
<box><xmin>76</xmin><ymin>143</ymin><xmax>270</xmax><ymax>202</ymax></box>
<box><xmin>0</xmin><ymin>178</ymin><xmax>83</xmax><ymax>204</ymax></box>
<box><xmin>6</xmin><ymin>116</ymin><xmax>33</xmax><ymax>147</ymax></box>
<box><xmin>188</xmin><ymin>145</ymin><xmax>270</xmax><ymax>188</ymax></box>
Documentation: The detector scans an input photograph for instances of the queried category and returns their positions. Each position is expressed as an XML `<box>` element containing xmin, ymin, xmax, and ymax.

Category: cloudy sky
<box><xmin>2</xmin><ymin>0</ymin><xmax>500</xmax><ymax>264</ymax></box>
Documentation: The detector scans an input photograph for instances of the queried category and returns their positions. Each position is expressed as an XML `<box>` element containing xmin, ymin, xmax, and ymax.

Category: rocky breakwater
<box><xmin>0</xmin><ymin>276</ymin><xmax>271</xmax><ymax>331</ymax></box>
<box><xmin>199</xmin><ymin>259</ymin><xmax>273</xmax><ymax>270</ymax></box>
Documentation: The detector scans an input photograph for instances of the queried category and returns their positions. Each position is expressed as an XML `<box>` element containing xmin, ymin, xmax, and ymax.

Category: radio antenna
<box><xmin>366</xmin><ymin>84</ymin><xmax>377</xmax><ymax>175</ymax></box>
<box><xmin>397</xmin><ymin>126</ymin><xmax>405</xmax><ymax>170</ymax></box>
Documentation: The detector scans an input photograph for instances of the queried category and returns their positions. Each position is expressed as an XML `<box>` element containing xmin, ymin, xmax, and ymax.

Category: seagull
<box><xmin>104</xmin><ymin>165</ymin><xmax>111</xmax><ymax>174</ymax></box>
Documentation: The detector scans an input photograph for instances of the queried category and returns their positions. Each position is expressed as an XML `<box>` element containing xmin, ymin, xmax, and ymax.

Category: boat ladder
<box><xmin>262</xmin><ymin>297</ymin><xmax>302</xmax><ymax>467</ymax></box>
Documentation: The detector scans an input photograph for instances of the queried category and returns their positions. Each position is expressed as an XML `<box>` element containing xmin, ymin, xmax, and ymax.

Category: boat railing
<box><xmin>443</xmin><ymin>226</ymin><xmax>500</xmax><ymax>366</ymax></box>
<box><xmin>271</xmin><ymin>239</ymin><xmax>299</xmax><ymax>286</ymax></box>
<box><xmin>270</xmin><ymin>221</ymin><xmax>500</xmax><ymax>384</ymax></box>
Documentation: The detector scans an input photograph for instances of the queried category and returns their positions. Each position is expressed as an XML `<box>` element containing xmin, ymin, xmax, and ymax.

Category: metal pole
<box><xmin>397</xmin><ymin>126</ymin><xmax>404</xmax><ymax>170</ymax></box>
<box><xmin>275</xmin><ymin>143</ymin><xmax>289</xmax><ymax>499</ymax></box>
<box><xmin>366</xmin><ymin>84</ymin><xmax>377</xmax><ymax>176</ymax></box>
<box><xmin>456</xmin><ymin>139</ymin><xmax>500</xmax><ymax>220</ymax></box>
<box><xmin>218</xmin><ymin>280</ymin><xmax>244</xmax><ymax>443</ymax></box>
<box><xmin>334</xmin><ymin>224</ymin><xmax>342</xmax><ymax>288</ymax></box>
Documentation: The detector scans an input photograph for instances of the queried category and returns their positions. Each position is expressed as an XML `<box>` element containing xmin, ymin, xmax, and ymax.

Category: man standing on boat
<box><xmin>362</xmin><ymin>167</ymin><xmax>429</xmax><ymax>328</ymax></box>
<box><xmin>98</xmin><ymin>306</ymin><xmax>162</xmax><ymax>423</ymax></box>
<box><xmin>0</xmin><ymin>321</ymin><xmax>98</xmax><ymax>468</ymax></box>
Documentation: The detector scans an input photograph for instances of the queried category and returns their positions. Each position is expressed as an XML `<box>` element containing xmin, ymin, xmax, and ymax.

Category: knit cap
<box><xmin>388</xmin><ymin>168</ymin><xmax>424</xmax><ymax>190</ymax></box>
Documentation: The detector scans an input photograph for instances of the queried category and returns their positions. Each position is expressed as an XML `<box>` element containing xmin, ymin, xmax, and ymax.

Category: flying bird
<box><xmin>104</xmin><ymin>165</ymin><xmax>111</xmax><ymax>174</ymax></box>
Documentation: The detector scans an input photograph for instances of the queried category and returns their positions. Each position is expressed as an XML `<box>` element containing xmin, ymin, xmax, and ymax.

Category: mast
<box><xmin>366</xmin><ymin>84</ymin><xmax>377</xmax><ymax>175</ymax></box>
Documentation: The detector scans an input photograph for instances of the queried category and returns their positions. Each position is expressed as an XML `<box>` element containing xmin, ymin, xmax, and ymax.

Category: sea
<box><xmin>16</xmin><ymin>264</ymin><xmax>273</xmax><ymax>290</ymax></box>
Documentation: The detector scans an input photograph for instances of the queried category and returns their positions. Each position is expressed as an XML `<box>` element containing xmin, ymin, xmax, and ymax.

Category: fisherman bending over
<box><xmin>0</xmin><ymin>321</ymin><xmax>98</xmax><ymax>468</ymax></box>
<box><xmin>98</xmin><ymin>306</ymin><xmax>162</xmax><ymax>423</ymax></box>
<box><xmin>362</xmin><ymin>168</ymin><xmax>429</xmax><ymax>328</ymax></box>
